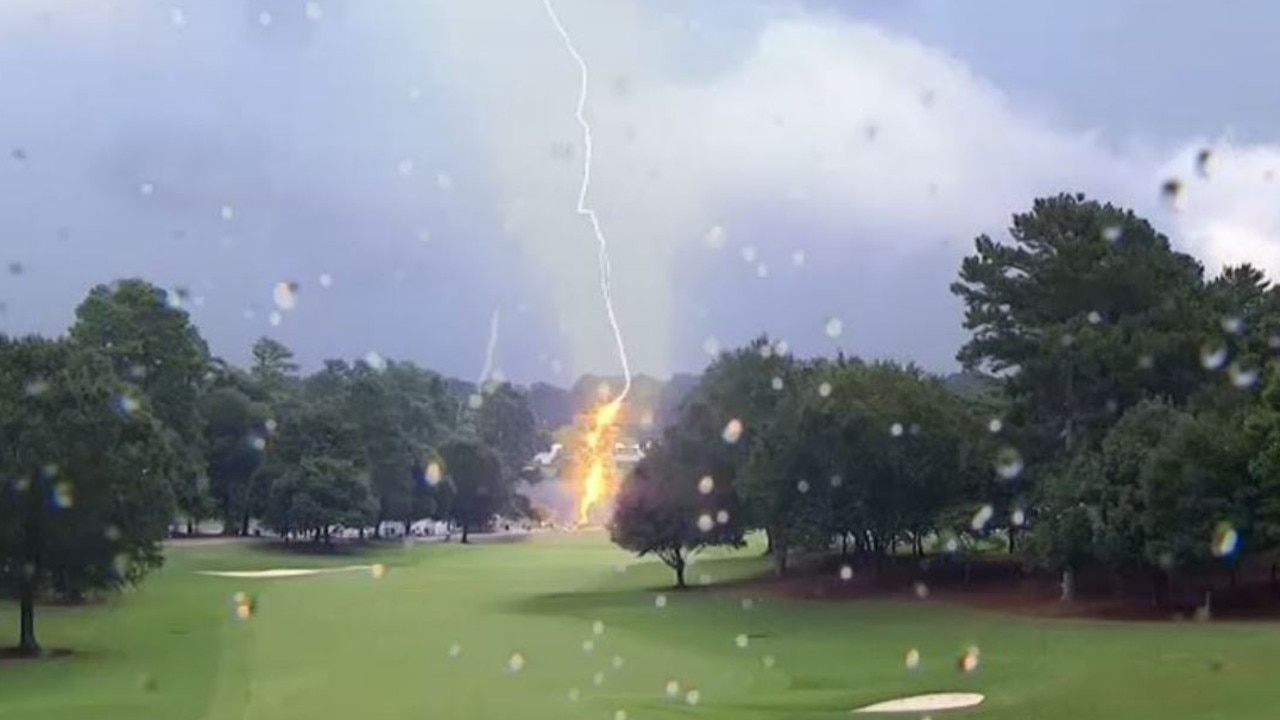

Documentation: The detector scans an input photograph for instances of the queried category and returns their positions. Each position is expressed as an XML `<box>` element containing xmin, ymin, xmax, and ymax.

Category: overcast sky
<box><xmin>3</xmin><ymin>0</ymin><xmax>1280</xmax><ymax>385</ymax></box>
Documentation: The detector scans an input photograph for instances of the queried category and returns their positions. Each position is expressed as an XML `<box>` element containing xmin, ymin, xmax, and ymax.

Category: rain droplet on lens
<box><xmin>796</xmin><ymin>480</ymin><xmax>810</xmax><ymax>494</ymax></box>
<box><xmin>1101</xmin><ymin>225</ymin><xmax>1122</xmax><ymax>242</ymax></box>
<box><xmin>1161</xmin><ymin>178</ymin><xmax>1184</xmax><ymax>210</ymax></box>
<box><xmin>839</xmin><ymin>565</ymin><xmax>853</xmax><ymax>581</ymax></box>
<box><xmin>506</xmin><ymin>652</ymin><xmax>525</xmax><ymax>673</ymax></box>
<box><xmin>704</xmin><ymin>225</ymin><xmax>727</xmax><ymax>249</ymax></box>
<box><xmin>258</xmin><ymin>11</ymin><xmax>272</xmax><ymax>26</ymax></box>
<box><xmin>735</xmin><ymin>633</ymin><xmax>749</xmax><ymax>649</ymax></box>
<box><xmin>567</xmin><ymin>687</ymin><xmax>580</xmax><ymax>702</ymax></box>
<box><xmin>987</xmin><ymin>418</ymin><xmax>1003</xmax><ymax>433</ymax></box>
<box><xmin>654</xmin><ymin>594</ymin><xmax>667</xmax><ymax>609</ymax></box>
<box><xmin>756</xmin><ymin>262</ymin><xmax>769</xmax><ymax>278</ymax></box>
<box><xmin>1012</xmin><ymin>508</ymin><xmax>1026</xmax><ymax>526</ymax></box>
<box><xmin>1196</xmin><ymin>147</ymin><xmax>1214</xmax><ymax>179</ymax></box>
<box><xmin>970</xmin><ymin>505</ymin><xmax>994</xmax><ymax>531</ymax></box>
<box><xmin>771</xmin><ymin>376</ymin><xmax>784</xmax><ymax>391</ymax></box>
<box><xmin>818</xmin><ymin>382</ymin><xmax>832</xmax><ymax>398</ymax></box>
<box><xmin>721</xmin><ymin>418</ymin><xmax>743</xmax><ymax>444</ymax></box>
<box><xmin>703</xmin><ymin>336</ymin><xmax>720</xmax><ymax>357</ymax></box>
<box><xmin>664</xmin><ymin>679</ymin><xmax>681</xmax><ymax>697</ymax></box>
<box><xmin>1212</xmin><ymin>522</ymin><xmax>1239</xmax><ymax>557</ymax></box>
<box><xmin>697</xmin><ymin>475</ymin><xmax>714</xmax><ymax>495</ymax></box>
<box><xmin>715</xmin><ymin>509</ymin><xmax>729</xmax><ymax>525</ymax></box>
<box><xmin>791</xmin><ymin>250</ymin><xmax>806</xmax><ymax>266</ymax></box>
<box><xmin>697</xmin><ymin>514</ymin><xmax>714</xmax><ymax>532</ymax></box>
<box><xmin>273</xmin><ymin>281</ymin><xmax>298</xmax><ymax>311</ymax></box>
<box><xmin>364</xmin><ymin>351</ymin><xmax>387</xmax><ymax>371</ymax></box>
<box><xmin>582</xmin><ymin>639</ymin><xmax>595</xmax><ymax>653</ymax></box>
<box><xmin>593</xmin><ymin>671</ymin><xmax>605</xmax><ymax>686</ymax></box>
<box><xmin>1229</xmin><ymin>364</ymin><xmax>1259</xmax><ymax>389</ymax></box>
<box><xmin>830</xmin><ymin>474</ymin><xmax>843</xmax><ymax>488</ymax></box>
<box><xmin>1200</xmin><ymin>344</ymin><xmax>1228</xmax><ymax>370</ymax></box>
<box><xmin>614</xmin><ymin>711</ymin><xmax>627</xmax><ymax>720</ymax></box>
<box><xmin>611</xmin><ymin>655</ymin><xmax>624</xmax><ymax>670</ymax></box>
<box><xmin>913</xmin><ymin>581</ymin><xmax>930</xmax><ymax>599</ymax></box>
<box><xmin>825</xmin><ymin>317</ymin><xmax>843</xmax><ymax>338</ymax></box>
<box><xmin>1087</xmin><ymin>310</ymin><xmax>1102</xmax><ymax>325</ymax></box>
<box><xmin>762</xmin><ymin>654</ymin><xmax>776</xmax><ymax>668</ymax></box>
<box><xmin>890</xmin><ymin>423</ymin><xmax>904</xmax><ymax>437</ymax></box>
<box><xmin>905</xmin><ymin>648</ymin><xmax>921</xmax><ymax>670</ymax></box>
<box><xmin>741</xmin><ymin>246</ymin><xmax>757</xmax><ymax>263</ymax></box>
<box><xmin>994</xmin><ymin>447</ymin><xmax>1025</xmax><ymax>480</ymax></box>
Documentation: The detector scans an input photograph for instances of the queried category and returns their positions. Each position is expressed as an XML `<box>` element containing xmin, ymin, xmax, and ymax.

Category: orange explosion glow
<box><xmin>577</xmin><ymin>399</ymin><xmax>622</xmax><ymax>525</ymax></box>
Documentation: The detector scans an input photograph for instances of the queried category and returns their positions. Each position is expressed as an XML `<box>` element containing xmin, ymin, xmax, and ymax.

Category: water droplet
<box><xmin>139</xmin><ymin>181</ymin><xmax>155</xmax><ymax>196</ymax></box>
<box><xmin>51</xmin><ymin>482</ymin><xmax>74</xmax><ymax>509</ymax></box>
<box><xmin>104</xmin><ymin>525</ymin><xmax>121</xmax><ymax>542</ymax></box>
<box><xmin>818</xmin><ymin>382</ymin><xmax>832</xmax><ymax>398</ymax></box>
<box><xmin>397</xmin><ymin>158</ymin><xmax>415</xmax><ymax>176</ymax></box>
<box><xmin>1212</xmin><ymin>522</ymin><xmax>1239</xmax><ymax>557</ymax></box>
<box><xmin>567</xmin><ymin>687</ymin><xmax>580</xmax><ymax>702</ymax></box>
<box><xmin>685</xmin><ymin>689</ymin><xmax>701</xmax><ymax>706</ymax></box>
<box><xmin>591</xmin><ymin>619</ymin><xmax>605</xmax><ymax>636</ymax></box>
<box><xmin>220</xmin><ymin>204</ymin><xmax>235</xmax><ymax>221</ymax></box>
<box><xmin>721</xmin><ymin>418</ymin><xmax>743</xmax><ymax>444</ymax></box>
<box><xmin>944</xmin><ymin>537</ymin><xmax>959</xmax><ymax>553</ymax></box>
<box><xmin>825</xmin><ymin>317</ymin><xmax>844</xmax><ymax>338</ymax></box>
<box><xmin>114</xmin><ymin>394</ymin><xmax>141</xmax><ymax>418</ymax></box>
<box><xmin>1101</xmin><ymin>225</ymin><xmax>1122</xmax><ymax>242</ymax></box>
<box><xmin>830</xmin><ymin>474</ymin><xmax>843</xmax><ymax>488</ymax></box>
<box><xmin>448</xmin><ymin>642</ymin><xmax>462</xmax><ymax>658</ymax></box>
<box><xmin>1087</xmin><ymin>310</ymin><xmax>1102</xmax><ymax>325</ymax></box>
<box><xmin>704</xmin><ymin>225</ymin><xmax>727</xmax><ymax>249</ymax></box>
<box><xmin>960</xmin><ymin>646</ymin><xmax>980</xmax><ymax>673</ymax></box>
<box><xmin>702</xmin><ymin>336</ymin><xmax>720</xmax><ymax>356</ymax></box>
<box><xmin>426</xmin><ymin>461</ymin><xmax>443</xmax><ymax>486</ymax></box>
<box><xmin>364</xmin><ymin>351</ymin><xmax>387</xmax><ymax>371</ymax></box>
<box><xmin>1222</xmin><ymin>316</ymin><xmax>1243</xmax><ymax>334</ymax></box>
<box><xmin>1011</xmin><ymin>508</ymin><xmax>1026</xmax><ymax>527</ymax></box>
<box><xmin>169</xmin><ymin>7</ymin><xmax>186</xmax><ymax>26</ymax></box>
<box><xmin>995</xmin><ymin>447</ymin><xmax>1025</xmax><ymax>480</ymax></box>
<box><xmin>839</xmin><ymin>565</ymin><xmax>853</xmax><ymax>581</ymax></box>
<box><xmin>268</xmin><ymin>311</ymin><xmax>283</xmax><ymax>327</ymax></box>
<box><xmin>467</xmin><ymin>394</ymin><xmax>483</xmax><ymax>410</ymax></box>
<box><xmin>611</xmin><ymin>655</ymin><xmax>624</xmax><ymax>670</ymax></box>
<box><xmin>905</xmin><ymin>648</ymin><xmax>921</xmax><ymax>670</ymax></box>
<box><xmin>304</xmin><ymin>1</ymin><xmax>323</xmax><ymax>21</ymax></box>
<box><xmin>756</xmin><ymin>262</ymin><xmax>769</xmax><ymax>278</ymax></box>
<box><xmin>654</xmin><ymin>594</ymin><xmax>667</xmax><ymax>609</ymax></box>
<box><xmin>614</xmin><ymin>711</ymin><xmax>627</xmax><ymax>720</ymax></box>
<box><xmin>1161</xmin><ymin>178</ymin><xmax>1184</xmax><ymax>210</ymax></box>
<box><xmin>741</xmin><ymin>246</ymin><xmax>757</xmax><ymax>263</ymax></box>
<box><xmin>1196</xmin><ymin>147</ymin><xmax>1214</xmax><ymax>179</ymax></box>
<box><xmin>758</xmin><ymin>343</ymin><xmax>773</xmax><ymax>359</ymax></box>
<box><xmin>796</xmin><ymin>479</ymin><xmax>810</xmax><ymax>494</ymax></box>
<box><xmin>664</xmin><ymin>679</ymin><xmax>681</xmax><ymax>697</ymax></box>
<box><xmin>370</xmin><ymin>564</ymin><xmax>386</xmax><ymax>579</ymax></box>
<box><xmin>258</xmin><ymin>10</ymin><xmax>272</xmax><ymax>26</ymax></box>
<box><xmin>273</xmin><ymin>281</ymin><xmax>298</xmax><ymax>311</ymax></box>
<box><xmin>1229</xmin><ymin>364</ymin><xmax>1259</xmax><ymax>389</ymax></box>
<box><xmin>913</xmin><ymin>581</ymin><xmax>930</xmax><ymax>599</ymax></box>
<box><xmin>741</xmin><ymin>597</ymin><xmax>755</xmax><ymax>610</ymax></box>
<box><xmin>248</xmin><ymin>435</ymin><xmax>266</xmax><ymax>451</ymax></box>
<box><xmin>435</xmin><ymin>172</ymin><xmax>454</xmax><ymax>191</ymax></box>
<box><xmin>506</xmin><ymin>653</ymin><xmax>525</xmax><ymax>673</ymax></box>
<box><xmin>592</xmin><ymin>671</ymin><xmax>605</xmax><ymax>687</ymax></box>
<box><xmin>698</xmin><ymin>573</ymin><xmax>712</xmax><ymax>586</ymax></box>
<box><xmin>715</xmin><ymin>509</ymin><xmax>729</xmax><ymax>525</ymax></box>
<box><xmin>1138</xmin><ymin>354</ymin><xmax>1155</xmax><ymax>370</ymax></box>
<box><xmin>890</xmin><ymin>423</ymin><xmax>904</xmax><ymax>437</ymax></box>
<box><xmin>318</xmin><ymin>273</ymin><xmax>332</xmax><ymax>288</ymax></box>
<box><xmin>776</xmin><ymin>339</ymin><xmax>790</xmax><ymax>355</ymax></box>
<box><xmin>582</xmin><ymin>639</ymin><xmax>594</xmax><ymax>653</ymax></box>
<box><xmin>970</xmin><ymin>505</ymin><xmax>994</xmax><ymax>531</ymax></box>
<box><xmin>24</xmin><ymin>378</ymin><xmax>48</xmax><ymax>397</ymax></box>
<box><xmin>987</xmin><ymin>418</ymin><xmax>1003</xmax><ymax>433</ymax></box>
<box><xmin>791</xmin><ymin>250</ymin><xmax>806</xmax><ymax>266</ymax></box>
<box><xmin>771</xmin><ymin>376</ymin><xmax>784</xmax><ymax>391</ymax></box>
<box><xmin>1200</xmin><ymin>344</ymin><xmax>1228</xmax><ymax>370</ymax></box>
<box><xmin>735</xmin><ymin>633</ymin><xmax>749</xmax><ymax>649</ymax></box>
<box><xmin>697</xmin><ymin>514</ymin><xmax>714</xmax><ymax>532</ymax></box>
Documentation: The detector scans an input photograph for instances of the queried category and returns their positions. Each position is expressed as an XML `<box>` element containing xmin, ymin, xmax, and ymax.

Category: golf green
<box><xmin>2</xmin><ymin>533</ymin><xmax>1278</xmax><ymax>719</ymax></box>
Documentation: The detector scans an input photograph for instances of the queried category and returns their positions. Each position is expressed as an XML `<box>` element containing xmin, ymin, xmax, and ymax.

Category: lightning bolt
<box><xmin>477</xmin><ymin>309</ymin><xmax>501</xmax><ymax>390</ymax></box>
<box><xmin>542</xmin><ymin>0</ymin><xmax>632</xmax><ymax>405</ymax></box>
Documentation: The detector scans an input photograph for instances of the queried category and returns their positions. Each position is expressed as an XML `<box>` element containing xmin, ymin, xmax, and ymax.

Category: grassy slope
<box><xmin>2</xmin><ymin>534</ymin><xmax>1279</xmax><ymax>720</ymax></box>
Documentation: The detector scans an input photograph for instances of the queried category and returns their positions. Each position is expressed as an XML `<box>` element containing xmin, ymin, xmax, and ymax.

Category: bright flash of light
<box><xmin>578</xmin><ymin>398</ymin><xmax>622</xmax><ymax>524</ymax></box>
<box><xmin>542</xmin><ymin>0</ymin><xmax>632</xmax><ymax>404</ymax></box>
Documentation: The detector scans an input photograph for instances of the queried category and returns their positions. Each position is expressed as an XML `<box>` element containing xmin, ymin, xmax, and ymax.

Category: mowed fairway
<box><xmin>3</xmin><ymin>533</ymin><xmax>1280</xmax><ymax>720</ymax></box>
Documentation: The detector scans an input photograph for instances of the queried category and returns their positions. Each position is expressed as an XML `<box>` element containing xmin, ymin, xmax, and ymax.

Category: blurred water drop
<box><xmin>1161</xmin><ymin>178</ymin><xmax>1184</xmax><ymax>210</ymax></box>
<box><xmin>702</xmin><ymin>336</ymin><xmax>720</xmax><ymax>357</ymax></box>
<box><xmin>611</xmin><ymin>655</ymin><xmax>624</xmax><ymax>670</ymax></box>
<box><xmin>742</xmin><ymin>597</ymin><xmax>755</xmax><ymax>610</ymax></box>
<box><xmin>796</xmin><ymin>480</ymin><xmax>810</xmax><ymax>494</ymax></box>
<box><xmin>818</xmin><ymin>382</ymin><xmax>832</xmax><ymax>398</ymax></box>
<box><xmin>1087</xmin><ymin>311</ymin><xmax>1102</xmax><ymax>325</ymax></box>
<box><xmin>220</xmin><ymin>204</ymin><xmax>235</xmax><ymax>221</ymax></box>
<box><xmin>114</xmin><ymin>394</ymin><xmax>141</xmax><ymax>418</ymax></box>
<box><xmin>1012</xmin><ymin>508</ymin><xmax>1026</xmax><ymax>526</ymax></box>
<box><xmin>715</xmin><ymin>509</ymin><xmax>730</xmax><ymax>525</ymax></box>
<box><xmin>758</xmin><ymin>343</ymin><xmax>773</xmax><ymax>359</ymax></box>
<box><xmin>913</xmin><ymin>581</ymin><xmax>930</xmax><ymax>599</ymax></box>
<box><xmin>304</xmin><ymin>2</ymin><xmax>323</xmax><ymax>21</ymax></box>
<box><xmin>776</xmin><ymin>339</ymin><xmax>790</xmax><ymax>355</ymax></box>
<box><xmin>1212</xmin><ymin>522</ymin><xmax>1239</xmax><ymax>557</ymax></box>
<box><xmin>139</xmin><ymin>182</ymin><xmax>155</xmax><ymax>196</ymax></box>
<box><xmin>567</xmin><ymin>687</ymin><xmax>580</xmax><ymax>702</ymax></box>
<box><xmin>614</xmin><ymin>711</ymin><xmax>627</xmax><ymax>720</ymax></box>
<box><xmin>987</xmin><ymin>418</ymin><xmax>1003</xmax><ymax>433</ymax></box>
<box><xmin>890</xmin><ymin>423</ymin><xmax>904</xmax><ymax>437</ymax></box>
<box><xmin>467</xmin><ymin>394</ymin><xmax>483</xmax><ymax>410</ymax></box>
<box><xmin>756</xmin><ymin>262</ymin><xmax>769</xmax><ymax>278</ymax></box>
<box><xmin>825</xmin><ymin>317</ymin><xmax>844</xmax><ymax>338</ymax></box>
<box><xmin>735</xmin><ymin>633</ymin><xmax>749</xmax><ymax>649</ymax></box>
<box><xmin>582</xmin><ymin>639</ymin><xmax>594</xmax><ymax>653</ymax></box>
<box><xmin>169</xmin><ymin>7</ymin><xmax>186</xmax><ymax>26</ymax></box>
<box><xmin>268</xmin><ymin>312</ymin><xmax>282</xmax><ymax>327</ymax></box>
<box><xmin>24</xmin><ymin>378</ymin><xmax>48</xmax><ymax>397</ymax></box>
<box><xmin>995</xmin><ymin>447</ymin><xmax>1025</xmax><ymax>480</ymax></box>
<box><xmin>697</xmin><ymin>475</ymin><xmax>715</xmax><ymax>495</ymax></box>
<box><xmin>592</xmin><ymin>619</ymin><xmax>605</xmax><ymax>636</ymax></box>
<box><xmin>762</xmin><ymin>654</ymin><xmax>776</xmax><ymax>668</ymax></box>
<box><xmin>970</xmin><ymin>505</ymin><xmax>994</xmax><ymax>531</ymax></box>
<box><xmin>665</xmin><ymin>679</ymin><xmax>681</xmax><ymax>698</ymax></box>
<box><xmin>248</xmin><ymin>435</ymin><xmax>266</xmax><ymax>451</ymax></box>
<box><xmin>273</xmin><ymin>281</ymin><xmax>299</xmax><ymax>311</ymax></box>
<box><xmin>52</xmin><ymin>482</ymin><xmax>74</xmax><ymax>509</ymax></box>
<box><xmin>1101</xmin><ymin>225</ymin><xmax>1122</xmax><ymax>242</ymax></box>
<box><xmin>1138</xmin><ymin>354</ymin><xmax>1155</xmax><ymax>370</ymax></box>
<box><xmin>830</xmin><ymin>474</ymin><xmax>843</xmax><ymax>488</ymax></box>
<box><xmin>258</xmin><ymin>10</ymin><xmax>272</xmax><ymax>26</ymax></box>
<box><xmin>318</xmin><ymin>273</ymin><xmax>332</xmax><ymax>288</ymax></box>
<box><xmin>685</xmin><ymin>689</ymin><xmax>701</xmax><ymax>706</ymax></box>
<box><xmin>839</xmin><ymin>565</ymin><xmax>853</xmax><ymax>581</ymax></box>
<box><xmin>1200</xmin><ymin>344</ymin><xmax>1228</xmax><ymax>370</ymax></box>
<box><xmin>1196</xmin><ymin>147</ymin><xmax>1214</xmax><ymax>179</ymax></box>
<box><xmin>592</xmin><ymin>671</ymin><xmax>605</xmax><ymax>687</ymax></box>
<box><xmin>771</xmin><ymin>376</ymin><xmax>784</xmax><ymax>391</ymax></box>
<box><xmin>364</xmin><ymin>351</ymin><xmax>387</xmax><ymax>371</ymax></box>
<box><xmin>792</xmin><ymin>250</ymin><xmax>806</xmax><ymax>266</ymax></box>
<box><xmin>370</xmin><ymin>564</ymin><xmax>386</xmax><ymax>579</ymax></box>
<box><xmin>697</xmin><ymin>514</ymin><xmax>714</xmax><ymax>532</ymax></box>
<box><xmin>1222</xmin><ymin>316</ymin><xmax>1243</xmax><ymax>334</ymax></box>
<box><xmin>906</xmin><ymin>648</ymin><xmax>921</xmax><ymax>670</ymax></box>
<box><xmin>960</xmin><ymin>646</ymin><xmax>980</xmax><ymax>673</ymax></box>
<box><xmin>436</xmin><ymin>172</ymin><xmax>454</xmax><ymax>191</ymax></box>
<box><xmin>704</xmin><ymin>225</ymin><xmax>727</xmax><ymax>249</ymax></box>
<box><xmin>741</xmin><ymin>246</ymin><xmax>757</xmax><ymax>263</ymax></box>
<box><xmin>721</xmin><ymin>418</ymin><xmax>743</xmax><ymax>444</ymax></box>
<box><xmin>397</xmin><ymin>158</ymin><xmax>415</xmax><ymax>176</ymax></box>
<box><xmin>945</xmin><ymin>537</ymin><xmax>959</xmax><ymax>553</ymax></box>
<box><xmin>1229</xmin><ymin>364</ymin><xmax>1259</xmax><ymax>389</ymax></box>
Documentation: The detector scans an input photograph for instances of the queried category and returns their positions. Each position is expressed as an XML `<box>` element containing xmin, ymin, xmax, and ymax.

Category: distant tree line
<box><xmin>613</xmin><ymin>192</ymin><xmax>1280</xmax><ymax>604</ymax></box>
<box><xmin>1</xmin><ymin>279</ymin><xmax>544</xmax><ymax>655</ymax></box>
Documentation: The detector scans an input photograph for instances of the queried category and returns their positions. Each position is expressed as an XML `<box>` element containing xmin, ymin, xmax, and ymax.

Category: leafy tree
<box><xmin>200</xmin><ymin>377</ymin><xmax>270</xmax><ymax>536</ymax></box>
<box><xmin>952</xmin><ymin>194</ymin><xmax>1208</xmax><ymax>458</ymax></box>
<box><xmin>250</xmin><ymin>337</ymin><xmax>300</xmax><ymax>400</ymax></box>
<box><xmin>69</xmin><ymin>279</ymin><xmax>212</xmax><ymax>527</ymax></box>
<box><xmin>439</xmin><ymin>437</ymin><xmax>507</xmax><ymax>543</ymax></box>
<box><xmin>0</xmin><ymin>336</ymin><xmax>176</xmax><ymax>655</ymax></box>
<box><xmin>475</xmin><ymin>383</ymin><xmax>544</xmax><ymax>483</ymax></box>
<box><xmin>610</xmin><ymin>439</ymin><xmax>744</xmax><ymax>588</ymax></box>
<box><xmin>264</xmin><ymin>457</ymin><xmax>373</xmax><ymax>543</ymax></box>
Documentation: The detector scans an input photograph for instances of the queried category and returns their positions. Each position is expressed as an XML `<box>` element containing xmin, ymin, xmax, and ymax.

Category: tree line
<box><xmin>1</xmin><ymin>279</ymin><xmax>543</xmax><ymax>655</ymax></box>
<box><xmin>613</xmin><ymin>192</ymin><xmax>1280</xmax><ymax>603</ymax></box>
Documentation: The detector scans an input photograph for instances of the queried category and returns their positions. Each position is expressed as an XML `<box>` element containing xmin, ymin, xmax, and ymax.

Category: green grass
<box><xmin>2</xmin><ymin>533</ymin><xmax>1279</xmax><ymax>719</ymax></box>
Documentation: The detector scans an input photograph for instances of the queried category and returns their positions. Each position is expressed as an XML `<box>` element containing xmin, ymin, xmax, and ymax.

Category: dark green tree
<box><xmin>439</xmin><ymin>437</ymin><xmax>507</xmax><ymax>543</ymax></box>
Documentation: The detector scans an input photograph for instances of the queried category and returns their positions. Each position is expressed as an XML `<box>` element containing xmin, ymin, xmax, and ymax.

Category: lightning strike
<box><xmin>542</xmin><ymin>0</ymin><xmax>633</xmax><ymax>526</ymax></box>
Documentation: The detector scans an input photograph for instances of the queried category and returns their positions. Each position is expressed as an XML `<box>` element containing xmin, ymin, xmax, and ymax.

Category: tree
<box><xmin>200</xmin><ymin>378</ymin><xmax>270</xmax><ymax>535</ymax></box>
<box><xmin>610</xmin><ymin>440</ymin><xmax>744</xmax><ymax>588</ymax></box>
<box><xmin>264</xmin><ymin>457</ymin><xmax>373</xmax><ymax>543</ymax></box>
<box><xmin>439</xmin><ymin>438</ymin><xmax>508</xmax><ymax>543</ymax></box>
<box><xmin>69</xmin><ymin>279</ymin><xmax>212</xmax><ymax>528</ymax></box>
<box><xmin>952</xmin><ymin>194</ymin><xmax>1208</xmax><ymax>459</ymax></box>
<box><xmin>250</xmin><ymin>337</ymin><xmax>300</xmax><ymax>400</ymax></box>
<box><xmin>0</xmin><ymin>336</ymin><xmax>176</xmax><ymax>655</ymax></box>
<box><xmin>475</xmin><ymin>383</ymin><xmax>544</xmax><ymax>483</ymax></box>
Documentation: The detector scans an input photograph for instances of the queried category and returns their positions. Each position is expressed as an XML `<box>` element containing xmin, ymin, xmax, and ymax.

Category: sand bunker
<box><xmin>852</xmin><ymin>692</ymin><xmax>985</xmax><ymax>714</ymax></box>
<box><xmin>196</xmin><ymin>565</ymin><xmax>372</xmax><ymax>579</ymax></box>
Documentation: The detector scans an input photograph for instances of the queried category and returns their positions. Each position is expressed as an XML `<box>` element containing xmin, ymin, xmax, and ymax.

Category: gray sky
<box><xmin>3</xmin><ymin>0</ymin><xmax>1279</xmax><ymax>384</ymax></box>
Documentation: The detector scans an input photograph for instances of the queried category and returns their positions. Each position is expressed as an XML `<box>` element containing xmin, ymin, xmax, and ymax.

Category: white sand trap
<box><xmin>852</xmin><ymin>693</ymin><xmax>985</xmax><ymax>714</ymax></box>
<box><xmin>196</xmin><ymin>565</ymin><xmax>372</xmax><ymax>579</ymax></box>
